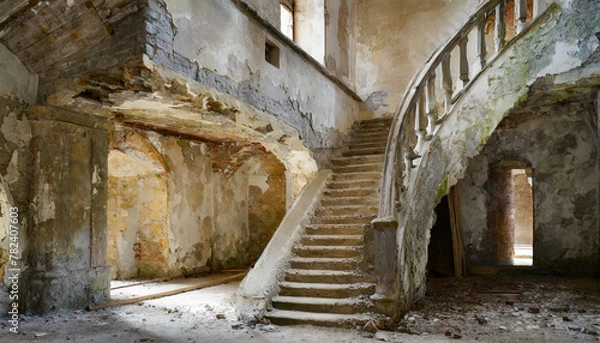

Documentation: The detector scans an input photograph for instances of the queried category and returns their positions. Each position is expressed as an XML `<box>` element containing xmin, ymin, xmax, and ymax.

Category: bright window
<box><xmin>280</xmin><ymin>2</ymin><xmax>294</xmax><ymax>40</ymax></box>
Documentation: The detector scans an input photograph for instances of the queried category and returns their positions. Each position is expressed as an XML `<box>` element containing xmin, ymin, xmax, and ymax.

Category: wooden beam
<box><xmin>448</xmin><ymin>186</ymin><xmax>466</xmax><ymax>277</ymax></box>
<box><xmin>16</xmin><ymin>6</ymin><xmax>110</xmax><ymax>72</ymax></box>
<box><xmin>0</xmin><ymin>0</ymin><xmax>30</xmax><ymax>25</ymax></box>
<box><xmin>88</xmin><ymin>272</ymin><xmax>247</xmax><ymax>311</ymax></box>
<box><xmin>1</xmin><ymin>0</ymin><xmax>94</xmax><ymax>52</ymax></box>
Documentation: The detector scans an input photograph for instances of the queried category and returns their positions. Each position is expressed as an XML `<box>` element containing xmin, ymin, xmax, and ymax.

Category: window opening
<box><xmin>265</xmin><ymin>39</ymin><xmax>280</xmax><ymax>68</ymax></box>
<box><xmin>280</xmin><ymin>1</ymin><xmax>294</xmax><ymax>40</ymax></box>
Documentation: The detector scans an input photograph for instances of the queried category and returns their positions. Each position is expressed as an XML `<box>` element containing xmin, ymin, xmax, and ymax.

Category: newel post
<box><xmin>370</xmin><ymin>216</ymin><xmax>399</xmax><ymax>316</ymax></box>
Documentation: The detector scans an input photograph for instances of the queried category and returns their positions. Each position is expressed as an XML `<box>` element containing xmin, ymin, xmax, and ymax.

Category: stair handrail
<box><xmin>376</xmin><ymin>0</ymin><xmax>549</xmax><ymax>221</ymax></box>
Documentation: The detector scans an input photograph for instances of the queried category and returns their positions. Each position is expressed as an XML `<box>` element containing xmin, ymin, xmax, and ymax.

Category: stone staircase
<box><xmin>266</xmin><ymin>118</ymin><xmax>392</xmax><ymax>326</ymax></box>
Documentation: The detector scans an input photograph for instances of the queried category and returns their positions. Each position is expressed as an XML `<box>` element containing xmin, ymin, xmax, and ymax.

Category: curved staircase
<box><xmin>266</xmin><ymin>118</ymin><xmax>392</xmax><ymax>326</ymax></box>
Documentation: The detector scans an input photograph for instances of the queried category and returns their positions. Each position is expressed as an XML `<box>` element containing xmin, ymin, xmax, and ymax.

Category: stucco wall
<box><xmin>458</xmin><ymin>104</ymin><xmax>600</xmax><ymax>274</ymax></box>
<box><xmin>354</xmin><ymin>0</ymin><xmax>481</xmax><ymax>117</ymax></box>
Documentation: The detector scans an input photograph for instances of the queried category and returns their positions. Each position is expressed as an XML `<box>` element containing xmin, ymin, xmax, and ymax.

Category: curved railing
<box><xmin>377</xmin><ymin>0</ymin><xmax>549</xmax><ymax>221</ymax></box>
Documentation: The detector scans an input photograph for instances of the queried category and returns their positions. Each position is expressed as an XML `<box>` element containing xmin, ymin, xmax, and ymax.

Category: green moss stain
<box><xmin>437</xmin><ymin>176</ymin><xmax>448</xmax><ymax>200</ymax></box>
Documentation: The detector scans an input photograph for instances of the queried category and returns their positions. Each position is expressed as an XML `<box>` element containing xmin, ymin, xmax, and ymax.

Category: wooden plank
<box><xmin>0</xmin><ymin>0</ymin><xmax>30</xmax><ymax>24</ymax></box>
<box><xmin>110</xmin><ymin>270</ymin><xmax>247</xmax><ymax>290</ymax></box>
<box><xmin>448</xmin><ymin>186</ymin><xmax>466</xmax><ymax>277</ymax></box>
<box><xmin>2</xmin><ymin>0</ymin><xmax>94</xmax><ymax>52</ymax></box>
<box><xmin>16</xmin><ymin>6</ymin><xmax>110</xmax><ymax>72</ymax></box>
<box><xmin>88</xmin><ymin>272</ymin><xmax>247</xmax><ymax>311</ymax></box>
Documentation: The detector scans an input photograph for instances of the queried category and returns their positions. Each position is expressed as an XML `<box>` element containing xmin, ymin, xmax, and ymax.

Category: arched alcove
<box><xmin>108</xmin><ymin>129</ymin><xmax>170</xmax><ymax>280</ymax></box>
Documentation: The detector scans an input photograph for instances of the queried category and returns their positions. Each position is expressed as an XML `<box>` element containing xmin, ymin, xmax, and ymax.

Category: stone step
<box><xmin>294</xmin><ymin>245</ymin><xmax>362</xmax><ymax>258</ymax></box>
<box><xmin>305</xmin><ymin>224</ymin><xmax>366</xmax><ymax>235</ymax></box>
<box><xmin>311</xmin><ymin>214</ymin><xmax>376</xmax><ymax>225</ymax></box>
<box><xmin>326</xmin><ymin>179</ymin><xmax>381</xmax><ymax>190</ymax></box>
<box><xmin>278</xmin><ymin>281</ymin><xmax>376</xmax><ymax>298</ymax></box>
<box><xmin>342</xmin><ymin>147</ymin><xmax>386</xmax><ymax>157</ymax></box>
<box><xmin>357</xmin><ymin>118</ymin><xmax>393</xmax><ymax>126</ymax></box>
<box><xmin>349</xmin><ymin>137</ymin><xmax>388</xmax><ymax>146</ymax></box>
<box><xmin>315</xmin><ymin>206</ymin><xmax>378</xmax><ymax>217</ymax></box>
<box><xmin>323</xmin><ymin>188</ymin><xmax>378</xmax><ymax>198</ymax></box>
<box><xmin>353</xmin><ymin>124</ymin><xmax>391</xmax><ymax>132</ymax></box>
<box><xmin>289</xmin><ymin>257</ymin><xmax>360</xmax><ymax>271</ymax></box>
<box><xmin>271</xmin><ymin>296</ymin><xmax>371</xmax><ymax>315</ymax></box>
<box><xmin>285</xmin><ymin>269</ymin><xmax>375</xmax><ymax>284</ymax></box>
<box><xmin>266</xmin><ymin>309</ymin><xmax>372</xmax><ymax>327</ymax></box>
<box><xmin>320</xmin><ymin>196</ymin><xmax>379</xmax><ymax>207</ymax></box>
<box><xmin>347</xmin><ymin>142</ymin><xmax>388</xmax><ymax>150</ymax></box>
<box><xmin>301</xmin><ymin>234</ymin><xmax>363</xmax><ymax>246</ymax></box>
<box><xmin>331</xmin><ymin>163</ymin><xmax>383</xmax><ymax>174</ymax></box>
<box><xmin>331</xmin><ymin>171</ymin><xmax>382</xmax><ymax>182</ymax></box>
<box><xmin>329</xmin><ymin>154</ymin><xmax>384</xmax><ymax>166</ymax></box>
<box><xmin>351</xmin><ymin>130</ymin><xmax>391</xmax><ymax>138</ymax></box>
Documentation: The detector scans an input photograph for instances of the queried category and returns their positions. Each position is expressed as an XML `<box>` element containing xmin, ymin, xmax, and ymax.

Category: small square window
<box><xmin>265</xmin><ymin>39</ymin><xmax>280</xmax><ymax>68</ymax></box>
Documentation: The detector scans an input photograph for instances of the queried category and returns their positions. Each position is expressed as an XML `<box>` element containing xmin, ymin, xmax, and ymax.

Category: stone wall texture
<box><xmin>459</xmin><ymin>102</ymin><xmax>599</xmax><ymax>274</ymax></box>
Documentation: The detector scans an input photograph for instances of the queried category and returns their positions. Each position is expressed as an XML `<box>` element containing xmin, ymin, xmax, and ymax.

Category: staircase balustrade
<box><xmin>372</xmin><ymin>0</ymin><xmax>550</xmax><ymax>301</ymax></box>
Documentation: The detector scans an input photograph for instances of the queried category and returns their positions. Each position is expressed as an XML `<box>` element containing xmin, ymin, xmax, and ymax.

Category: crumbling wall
<box><xmin>107</xmin><ymin>127</ymin><xmax>287</xmax><ymax>278</ymax></box>
<box><xmin>247</xmin><ymin>154</ymin><xmax>287</xmax><ymax>264</ymax></box>
<box><xmin>0</xmin><ymin>44</ymin><xmax>36</xmax><ymax>316</ymax></box>
<box><xmin>354</xmin><ymin>0</ymin><xmax>480</xmax><ymax>117</ymax></box>
<box><xmin>161</xmin><ymin>137</ymin><xmax>214</xmax><ymax>276</ymax></box>
<box><xmin>24</xmin><ymin>108</ymin><xmax>110</xmax><ymax>314</ymax></box>
<box><xmin>458</xmin><ymin>103</ymin><xmax>599</xmax><ymax>274</ymax></box>
<box><xmin>146</xmin><ymin>0</ymin><xmax>361</xmax><ymax>156</ymax></box>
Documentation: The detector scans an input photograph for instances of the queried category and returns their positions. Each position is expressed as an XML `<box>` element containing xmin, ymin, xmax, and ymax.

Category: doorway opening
<box><xmin>427</xmin><ymin>187</ymin><xmax>465</xmax><ymax>277</ymax></box>
<box><xmin>511</xmin><ymin>168</ymin><xmax>533</xmax><ymax>266</ymax></box>
<box><xmin>489</xmin><ymin>162</ymin><xmax>533</xmax><ymax>266</ymax></box>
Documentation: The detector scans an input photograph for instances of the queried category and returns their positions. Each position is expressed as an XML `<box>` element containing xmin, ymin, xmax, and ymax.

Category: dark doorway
<box><xmin>428</xmin><ymin>196</ymin><xmax>456</xmax><ymax>276</ymax></box>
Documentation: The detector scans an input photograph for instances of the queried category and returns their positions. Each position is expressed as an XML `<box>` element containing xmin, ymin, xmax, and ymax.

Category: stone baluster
<box><xmin>459</xmin><ymin>37</ymin><xmax>469</xmax><ymax>86</ymax></box>
<box><xmin>477</xmin><ymin>16</ymin><xmax>487</xmax><ymax>70</ymax></box>
<box><xmin>495</xmin><ymin>1</ymin><xmax>506</xmax><ymax>53</ymax></box>
<box><xmin>515</xmin><ymin>0</ymin><xmax>528</xmax><ymax>34</ymax></box>
<box><xmin>414</xmin><ymin>91</ymin><xmax>426</xmax><ymax>151</ymax></box>
<box><xmin>442</xmin><ymin>53</ymin><xmax>453</xmax><ymax>114</ymax></box>
<box><xmin>425</xmin><ymin>73</ymin><xmax>437</xmax><ymax>140</ymax></box>
<box><xmin>403</xmin><ymin>144</ymin><xmax>420</xmax><ymax>169</ymax></box>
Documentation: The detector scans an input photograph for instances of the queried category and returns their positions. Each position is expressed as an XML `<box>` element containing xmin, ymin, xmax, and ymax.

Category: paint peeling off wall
<box><xmin>146</xmin><ymin>0</ymin><xmax>361</xmax><ymax>154</ymax></box>
<box><xmin>107</xmin><ymin>128</ymin><xmax>287</xmax><ymax>279</ymax></box>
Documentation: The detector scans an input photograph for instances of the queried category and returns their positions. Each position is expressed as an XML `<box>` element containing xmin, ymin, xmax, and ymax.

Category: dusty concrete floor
<box><xmin>1</xmin><ymin>275</ymin><xmax>599</xmax><ymax>342</ymax></box>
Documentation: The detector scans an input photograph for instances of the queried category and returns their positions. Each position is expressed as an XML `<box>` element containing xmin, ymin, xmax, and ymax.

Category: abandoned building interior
<box><xmin>0</xmin><ymin>0</ymin><xmax>599</xmax><ymax>341</ymax></box>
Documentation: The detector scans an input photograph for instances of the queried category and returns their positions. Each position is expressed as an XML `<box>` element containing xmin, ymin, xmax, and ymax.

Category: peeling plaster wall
<box><xmin>25</xmin><ymin>113</ymin><xmax>110</xmax><ymax>314</ymax></box>
<box><xmin>107</xmin><ymin>129</ymin><xmax>286</xmax><ymax>278</ymax></box>
<box><xmin>212</xmin><ymin>165</ymin><xmax>250</xmax><ymax>270</ymax></box>
<box><xmin>458</xmin><ymin>104</ymin><xmax>600</xmax><ymax>274</ymax></box>
<box><xmin>354</xmin><ymin>0</ymin><xmax>480</xmax><ymax>117</ymax></box>
<box><xmin>147</xmin><ymin>0</ymin><xmax>361</xmax><ymax>156</ymax></box>
<box><xmin>0</xmin><ymin>46</ymin><xmax>36</xmax><ymax>315</ymax></box>
<box><xmin>161</xmin><ymin>137</ymin><xmax>214</xmax><ymax>276</ymax></box>
<box><xmin>247</xmin><ymin>154</ymin><xmax>287</xmax><ymax>264</ymax></box>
